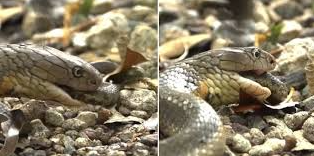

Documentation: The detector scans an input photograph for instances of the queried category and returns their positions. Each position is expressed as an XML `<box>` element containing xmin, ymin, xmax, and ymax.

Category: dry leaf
<box><xmin>104</xmin><ymin>47</ymin><xmax>147</xmax><ymax>81</ymax></box>
<box><xmin>104</xmin><ymin>108</ymin><xmax>144</xmax><ymax>124</ymax></box>
<box><xmin>264</xmin><ymin>87</ymin><xmax>299</xmax><ymax>110</ymax></box>
<box><xmin>159</xmin><ymin>34</ymin><xmax>210</xmax><ymax>62</ymax></box>
<box><xmin>63</xmin><ymin>1</ymin><xmax>80</xmax><ymax>46</ymax></box>
<box><xmin>0</xmin><ymin>6</ymin><xmax>24</xmax><ymax>25</ymax></box>
<box><xmin>0</xmin><ymin>105</ymin><xmax>25</xmax><ymax>156</ymax></box>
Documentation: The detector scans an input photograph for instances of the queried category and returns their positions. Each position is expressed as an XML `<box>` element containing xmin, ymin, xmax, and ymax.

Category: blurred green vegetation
<box><xmin>267</xmin><ymin>23</ymin><xmax>283</xmax><ymax>44</ymax></box>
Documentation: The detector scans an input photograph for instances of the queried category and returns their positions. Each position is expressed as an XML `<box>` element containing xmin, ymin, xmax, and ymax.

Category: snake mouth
<box><xmin>252</xmin><ymin>69</ymin><xmax>267</xmax><ymax>75</ymax></box>
<box><xmin>239</xmin><ymin>70</ymin><xmax>267</xmax><ymax>76</ymax></box>
<box><xmin>57</xmin><ymin>85</ymin><xmax>83</xmax><ymax>99</ymax></box>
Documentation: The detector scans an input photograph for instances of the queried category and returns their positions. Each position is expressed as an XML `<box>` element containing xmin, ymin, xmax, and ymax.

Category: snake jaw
<box><xmin>254</xmin><ymin>69</ymin><xmax>267</xmax><ymax>75</ymax></box>
<box><xmin>239</xmin><ymin>70</ymin><xmax>267</xmax><ymax>77</ymax></box>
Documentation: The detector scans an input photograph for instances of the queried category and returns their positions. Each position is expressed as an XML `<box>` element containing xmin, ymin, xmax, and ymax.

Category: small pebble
<box><xmin>62</xmin><ymin>118</ymin><xmax>88</xmax><ymax>130</ymax></box>
<box><xmin>76</xmin><ymin>111</ymin><xmax>98</xmax><ymax>127</ymax></box>
<box><xmin>45</xmin><ymin>109</ymin><xmax>65</xmax><ymax>126</ymax></box>
<box><xmin>229</xmin><ymin>133</ymin><xmax>251</xmax><ymax>153</ymax></box>
<box><xmin>75</xmin><ymin>137</ymin><xmax>92</xmax><ymax>148</ymax></box>
<box><xmin>302</xmin><ymin>117</ymin><xmax>314</xmax><ymax>143</ymax></box>
<box><xmin>249</xmin><ymin>128</ymin><xmax>265</xmax><ymax>145</ymax></box>
<box><xmin>284</xmin><ymin>111</ymin><xmax>308</xmax><ymax>130</ymax></box>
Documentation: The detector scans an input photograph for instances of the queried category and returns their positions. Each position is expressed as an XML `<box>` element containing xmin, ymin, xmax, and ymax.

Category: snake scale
<box><xmin>159</xmin><ymin>47</ymin><xmax>278</xmax><ymax>156</ymax></box>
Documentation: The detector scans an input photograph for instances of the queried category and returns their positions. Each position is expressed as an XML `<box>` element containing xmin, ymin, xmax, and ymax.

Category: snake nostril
<box><xmin>269</xmin><ymin>59</ymin><xmax>275</xmax><ymax>64</ymax></box>
<box><xmin>89</xmin><ymin>79</ymin><xmax>97</xmax><ymax>85</ymax></box>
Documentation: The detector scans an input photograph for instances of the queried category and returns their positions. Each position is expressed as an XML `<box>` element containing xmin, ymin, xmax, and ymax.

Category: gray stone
<box><xmin>302</xmin><ymin>117</ymin><xmax>314</xmax><ymax>143</ymax></box>
<box><xmin>249</xmin><ymin>145</ymin><xmax>273</xmax><ymax>156</ymax></box>
<box><xmin>139</xmin><ymin>134</ymin><xmax>158</xmax><ymax>146</ymax></box>
<box><xmin>278</xmin><ymin>20</ymin><xmax>302</xmax><ymax>43</ymax></box>
<box><xmin>76</xmin><ymin>111</ymin><xmax>98</xmax><ymax>127</ymax></box>
<box><xmin>271</xmin><ymin>0</ymin><xmax>303</xmax><ymax>19</ymax></box>
<box><xmin>106</xmin><ymin>149</ymin><xmax>126</xmax><ymax>156</ymax></box>
<box><xmin>73</xmin><ymin>12</ymin><xmax>129</xmax><ymax>49</ymax></box>
<box><xmin>62</xmin><ymin>118</ymin><xmax>88</xmax><ymax>130</ymax></box>
<box><xmin>133</xmin><ymin>149</ymin><xmax>150</xmax><ymax>156</ymax></box>
<box><xmin>284</xmin><ymin>111</ymin><xmax>308</xmax><ymax>130</ymax></box>
<box><xmin>247</xmin><ymin>115</ymin><xmax>267</xmax><ymax>130</ymax></box>
<box><xmin>75</xmin><ymin>137</ymin><xmax>92</xmax><ymax>148</ymax></box>
<box><xmin>86</xmin><ymin>150</ymin><xmax>100</xmax><ymax>156</ymax></box>
<box><xmin>45</xmin><ymin>109</ymin><xmax>64</xmax><ymax>126</ymax></box>
<box><xmin>229</xmin><ymin>133</ymin><xmax>251</xmax><ymax>153</ymax></box>
<box><xmin>249</xmin><ymin>128</ymin><xmax>265</xmax><ymax>145</ymax></box>
<box><xmin>53</xmin><ymin>144</ymin><xmax>65</xmax><ymax>153</ymax></box>
<box><xmin>120</xmin><ymin>89</ymin><xmax>157</xmax><ymax>115</ymax></box>
<box><xmin>30</xmin><ymin>119</ymin><xmax>51</xmax><ymax>138</ymax></box>
<box><xmin>63</xmin><ymin>136</ymin><xmax>76</xmax><ymax>154</ymax></box>
<box><xmin>130</xmin><ymin>110</ymin><xmax>149</xmax><ymax>119</ymax></box>
<box><xmin>30</xmin><ymin>137</ymin><xmax>52</xmax><ymax>148</ymax></box>
<box><xmin>22</xmin><ymin>0</ymin><xmax>65</xmax><ymax>37</ymax></box>
<box><xmin>159</xmin><ymin>24</ymin><xmax>190</xmax><ymax>44</ymax></box>
<box><xmin>129</xmin><ymin>24</ymin><xmax>157</xmax><ymax>57</ymax></box>
<box><xmin>65</xmin><ymin>130</ymin><xmax>79</xmax><ymax>139</ymax></box>
<box><xmin>274</xmin><ymin>38</ymin><xmax>314</xmax><ymax>74</ymax></box>
<box><xmin>249</xmin><ymin>138</ymin><xmax>285</xmax><ymax>156</ymax></box>
<box><xmin>265</xmin><ymin>126</ymin><xmax>293</xmax><ymax>139</ymax></box>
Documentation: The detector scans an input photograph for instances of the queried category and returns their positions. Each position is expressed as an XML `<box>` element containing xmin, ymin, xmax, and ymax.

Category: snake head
<box><xmin>68</xmin><ymin>62</ymin><xmax>103</xmax><ymax>91</ymax></box>
<box><xmin>10</xmin><ymin>44</ymin><xmax>104</xmax><ymax>92</ymax></box>
<box><xmin>215</xmin><ymin>47</ymin><xmax>276</xmax><ymax>74</ymax></box>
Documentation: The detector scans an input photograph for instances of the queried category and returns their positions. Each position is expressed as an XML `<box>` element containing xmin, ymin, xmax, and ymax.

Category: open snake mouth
<box><xmin>239</xmin><ymin>69</ymin><xmax>267</xmax><ymax>76</ymax></box>
<box><xmin>58</xmin><ymin>85</ymin><xmax>73</xmax><ymax>94</ymax></box>
<box><xmin>252</xmin><ymin>69</ymin><xmax>267</xmax><ymax>75</ymax></box>
<box><xmin>57</xmin><ymin>84</ymin><xmax>91</xmax><ymax>103</ymax></box>
<box><xmin>57</xmin><ymin>85</ymin><xmax>84</xmax><ymax>100</ymax></box>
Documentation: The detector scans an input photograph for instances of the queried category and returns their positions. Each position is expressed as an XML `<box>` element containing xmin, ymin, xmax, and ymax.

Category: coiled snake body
<box><xmin>159</xmin><ymin>47</ymin><xmax>276</xmax><ymax>156</ymax></box>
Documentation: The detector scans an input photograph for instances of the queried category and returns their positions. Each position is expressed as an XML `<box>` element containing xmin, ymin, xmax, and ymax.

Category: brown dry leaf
<box><xmin>63</xmin><ymin>1</ymin><xmax>80</xmax><ymax>46</ymax></box>
<box><xmin>62</xmin><ymin>0</ymin><xmax>96</xmax><ymax>47</ymax></box>
<box><xmin>254</xmin><ymin>33</ymin><xmax>267</xmax><ymax>47</ymax></box>
<box><xmin>0</xmin><ymin>6</ymin><xmax>24</xmax><ymax>25</ymax></box>
<box><xmin>269</xmin><ymin>47</ymin><xmax>284</xmax><ymax>55</ymax></box>
<box><xmin>104</xmin><ymin>47</ymin><xmax>147</xmax><ymax>81</ymax></box>
<box><xmin>104</xmin><ymin>108</ymin><xmax>144</xmax><ymax>124</ymax></box>
<box><xmin>159</xmin><ymin>34</ymin><xmax>210</xmax><ymax>62</ymax></box>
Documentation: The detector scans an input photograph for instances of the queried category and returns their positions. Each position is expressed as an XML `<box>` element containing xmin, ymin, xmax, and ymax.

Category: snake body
<box><xmin>0</xmin><ymin>43</ymin><xmax>103</xmax><ymax>106</ymax></box>
<box><xmin>159</xmin><ymin>47</ymin><xmax>276</xmax><ymax>156</ymax></box>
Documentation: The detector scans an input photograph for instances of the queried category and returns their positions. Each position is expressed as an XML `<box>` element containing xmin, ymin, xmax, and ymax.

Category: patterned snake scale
<box><xmin>159</xmin><ymin>47</ymin><xmax>277</xmax><ymax>156</ymax></box>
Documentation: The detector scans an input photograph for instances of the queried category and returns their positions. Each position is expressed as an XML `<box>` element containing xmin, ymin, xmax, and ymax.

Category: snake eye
<box><xmin>72</xmin><ymin>66</ymin><xmax>84</xmax><ymax>78</ymax></box>
<box><xmin>253</xmin><ymin>49</ymin><xmax>261</xmax><ymax>58</ymax></box>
